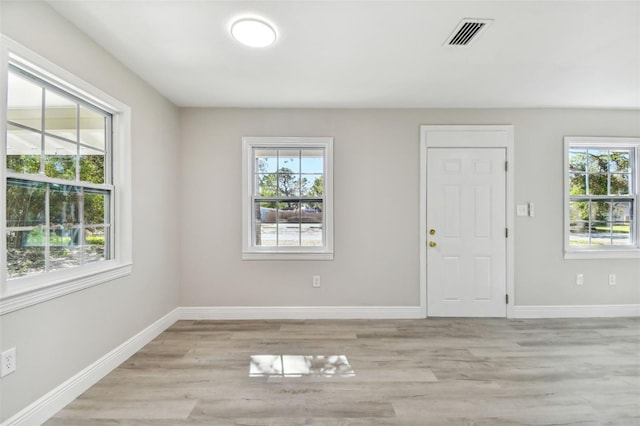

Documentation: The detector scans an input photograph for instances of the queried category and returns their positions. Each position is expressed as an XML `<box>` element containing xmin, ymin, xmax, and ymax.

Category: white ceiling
<box><xmin>48</xmin><ymin>0</ymin><xmax>640</xmax><ymax>109</ymax></box>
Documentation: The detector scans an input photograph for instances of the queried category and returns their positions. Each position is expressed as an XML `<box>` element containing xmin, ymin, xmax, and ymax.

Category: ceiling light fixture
<box><xmin>231</xmin><ymin>18</ymin><xmax>277</xmax><ymax>48</ymax></box>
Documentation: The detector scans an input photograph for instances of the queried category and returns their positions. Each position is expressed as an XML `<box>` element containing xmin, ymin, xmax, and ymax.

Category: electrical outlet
<box><xmin>609</xmin><ymin>274</ymin><xmax>616</xmax><ymax>286</ymax></box>
<box><xmin>312</xmin><ymin>275</ymin><xmax>321</xmax><ymax>288</ymax></box>
<box><xmin>1</xmin><ymin>347</ymin><xmax>16</xmax><ymax>377</ymax></box>
<box><xmin>576</xmin><ymin>273</ymin><xmax>584</xmax><ymax>286</ymax></box>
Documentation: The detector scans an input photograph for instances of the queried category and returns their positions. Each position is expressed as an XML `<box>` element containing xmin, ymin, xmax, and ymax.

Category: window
<box><xmin>242</xmin><ymin>137</ymin><xmax>333</xmax><ymax>260</ymax></box>
<box><xmin>1</xmin><ymin>37</ymin><xmax>132</xmax><ymax>313</ymax></box>
<box><xmin>6</xmin><ymin>67</ymin><xmax>112</xmax><ymax>278</ymax></box>
<box><xmin>564</xmin><ymin>136</ymin><xmax>640</xmax><ymax>259</ymax></box>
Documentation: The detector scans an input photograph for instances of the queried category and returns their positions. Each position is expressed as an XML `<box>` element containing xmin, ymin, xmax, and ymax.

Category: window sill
<box><xmin>564</xmin><ymin>249</ymin><xmax>640</xmax><ymax>260</ymax></box>
<box><xmin>0</xmin><ymin>262</ymin><xmax>132</xmax><ymax>315</ymax></box>
<box><xmin>243</xmin><ymin>251</ymin><xmax>334</xmax><ymax>261</ymax></box>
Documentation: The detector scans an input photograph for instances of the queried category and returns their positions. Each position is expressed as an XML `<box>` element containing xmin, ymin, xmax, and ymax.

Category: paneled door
<box><xmin>427</xmin><ymin>148</ymin><xmax>506</xmax><ymax>317</ymax></box>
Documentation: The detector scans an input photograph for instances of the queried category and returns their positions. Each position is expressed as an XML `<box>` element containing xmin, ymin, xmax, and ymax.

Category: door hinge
<box><xmin>505</xmin><ymin>161</ymin><xmax>508</xmax><ymax>172</ymax></box>
<box><xmin>505</xmin><ymin>228</ymin><xmax>509</xmax><ymax>238</ymax></box>
<box><xmin>506</xmin><ymin>294</ymin><xmax>509</xmax><ymax>304</ymax></box>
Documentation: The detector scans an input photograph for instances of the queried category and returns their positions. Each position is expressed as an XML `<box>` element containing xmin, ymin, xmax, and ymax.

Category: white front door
<box><xmin>427</xmin><ymin>148</ymin><xmax>506</xmax><ymax>317</ymax></box>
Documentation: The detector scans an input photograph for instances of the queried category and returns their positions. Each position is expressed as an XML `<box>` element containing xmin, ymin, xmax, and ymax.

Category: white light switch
<box><xmin>516</xmin><ymin>204</ymin><xmax>528</xmax><ymax>216</ymax></box>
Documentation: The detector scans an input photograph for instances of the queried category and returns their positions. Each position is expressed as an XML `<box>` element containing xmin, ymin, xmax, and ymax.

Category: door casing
<box><xmin>419</xmin><ymin>125</ymin><xmax>515</xmax><ymax>318</ymax></box>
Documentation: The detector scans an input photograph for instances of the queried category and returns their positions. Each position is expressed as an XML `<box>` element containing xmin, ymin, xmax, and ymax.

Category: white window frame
<box><xmin>564</xmin><ymin>136</ymin><xmax>640</xmax><ymax>260</ymax></box>
<box><xmin>242</xmin><ymin>136</ymin><xmax>334</xmax><ymax>260</ymax></box>
<box><xmin>0</xmin><ymin>36</ymin><xmax>132</xmax><ymax>314</ymax></box>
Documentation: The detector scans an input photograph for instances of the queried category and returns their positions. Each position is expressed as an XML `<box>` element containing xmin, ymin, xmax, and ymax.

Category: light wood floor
<box><xmin>46</xmin><ymin>317</ymin><xmax>639</xmax><ymax>425</ymax></box>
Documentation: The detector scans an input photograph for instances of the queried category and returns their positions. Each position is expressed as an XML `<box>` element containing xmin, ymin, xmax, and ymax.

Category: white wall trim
<box><xmin>0</xmin><ymin>264</ymin><xmax>132</xmax><ymax>316</ymax></box>
<box><xmin>1</xmin><ymin>308</ymin><xmax>180</xmax><ymax>426</ymax></box>
<box><xmin>178</xmin><ymin>306</ymin><xmax>424</xmax><ymax>320</ymax></box>
<box><xmin>511</xmin><ymin>304</ymin><xmax>640</xmax><ymax>318</ymax></box>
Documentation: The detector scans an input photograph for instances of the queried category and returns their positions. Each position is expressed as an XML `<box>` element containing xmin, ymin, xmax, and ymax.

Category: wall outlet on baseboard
<box><xmin>608</xmin><ymin>274</ymin><xmax>616</xmax><ymax>286</ymax></box>
<box><xmin>1</xmin><ymin>347</ymin><xmax>16</xmax><ymax>377</ymax></box>
<box><xmin>576</xmin><ymin>273</ymin><xmax>584</xmax><ymax>286</ymax></box>
<box><xmin>312</xmin><ymin>275</ymin><xmax>321</xmax><ymax>288</ymax></box>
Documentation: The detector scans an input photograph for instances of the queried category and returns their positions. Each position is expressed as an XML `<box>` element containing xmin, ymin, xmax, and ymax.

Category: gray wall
<box><xmin>0</xmin><ymin>1</ymin><xmax>180</xmax><ymax>421</ymax></box>
<box><xmin>179</xmin><ymin>108</ymin><xmax>640</xmax><ymax>307</ymax></box>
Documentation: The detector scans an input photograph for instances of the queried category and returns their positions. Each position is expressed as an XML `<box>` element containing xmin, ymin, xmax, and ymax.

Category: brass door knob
<box><xmin>429</xmin><ymin>241</ymin><xmax>436</xmax><ymax>247</ymax></box>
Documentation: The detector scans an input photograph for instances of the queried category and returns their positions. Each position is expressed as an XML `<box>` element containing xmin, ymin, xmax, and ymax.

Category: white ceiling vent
<box><xmin>445</xmin><ymin>19</ymin><xmax>493</xmax><ymax>47</ymax></box>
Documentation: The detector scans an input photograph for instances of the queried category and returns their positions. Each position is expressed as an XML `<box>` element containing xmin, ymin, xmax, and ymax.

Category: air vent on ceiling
<box><xmin>445</xmin><ymin>19</ymin><xmax>493</xmax><ymax>47</ymax></box>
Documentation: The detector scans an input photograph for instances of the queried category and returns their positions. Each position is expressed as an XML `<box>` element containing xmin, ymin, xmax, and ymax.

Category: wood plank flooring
<box><xmin>46</xmin><ymin>317</ymin><xmax>640</xmax><ymax>425</ymax></box>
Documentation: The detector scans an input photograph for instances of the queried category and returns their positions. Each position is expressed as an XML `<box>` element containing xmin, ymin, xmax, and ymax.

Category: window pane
<box><xmin>35</xmin><ymin>184</ymin><xmax>82</xmax><ymax>272</ymax></box>
<box><xmin>255</xmin><ymin>202</ymin><xmax>276</xmax><ymax>246</ymax></box>
<box><xmin>611</xmin><ymin>222</ymin><xmax>632</xmax><ymax>246</ymax></box>
<box><xmin>50</xmin><ymin>184</ymin><xmax>81</xmax><ymax>229</ymax></box>
<box><xmin>568</xmin><ymin>149</ymin><xmax>587</xmax><ymax>172</ymax></box>
<box><xmin>45</xmin><ymin>136</ymin><xmax>77</xmax><ymax>180</ymax></box>
<box><xmin>278</xmin><ymin>171</ymin><xmax>300</xmax><ymax>197</ymax></box>
<box><xmin>49</xmin><ymin>225</ymin><xmax>82</xmax><ymax>271</ymax></box>
<box><xmin>610</xmin><ymin>174</ymin><xmax>630</xmax><ymax>195</ymax></box>
<box><xmin>278</xmin><ymin>203</ymin><xmax>300</xmax><ymax>246</ymax></box>
<box><xmin>612</xmin><ymin>201</ymin><xmax>633</xmax><ymax>221</ymax></box>
<box><xmin>79</xmin><ymin>105</ymin><xmax>106</xmax><ymax>151</ymax></box>
<box><xmin>85</xmin><ymin>226</ymin><xmax>109</xmax><ymax>262</ymax></box>
<box><xmin>569</xmin><ymin>201</ymin><xmax>589</xmax><ymax>221</ymax></box>
<box><xmin>300</xmin><ymin>201</ymin><xmax>323</xmax><ymax>221</ymax></box>
<box><xmin>6</xmin><ymin>230</ymin><xmax>45</xmax><ymax>278</ymax></box>
<box><xmin>301</xmin><ymin>149</ymin><xmax>324</xmax><ymax>174</ymax></box>
<box><xmin>257</xmin><ymin>173</ymin><xmax>277</xmax><ymax>196</ymax></box>
<box><xmin>6</xmin><ymin>179</ymin><xmax>46</xmax><ymax>227</ymax></box>
<box><xmin>301</xmin><ymin>201</ymin><xmax>323</xmax><ymax>247</ymax></box>
<box><xmin>587</xmin><ymin>149</ymin><xmax>608</xmax><ymax>173</ymax></box>
<box><xmin>45</xmin><ymin>89</ymin><xmax>77</xmax><ymax>142</ymax></box>
<box><xmin>569</xmin><ymin>173</ymin><xmax>586</xmax><ymax>195</ymax></box>
<box><xmin>6</xmin><ymin>124</ymin><xmax>41</xmax><ymax>174</ymax></box>
<box><xmin>84</xmin><ymin>190</ymin><xmax>110</xmax><ymax>225</ymax></box>
<box><xmin>255</xmin><ymin>149</ymin><xmax>277</xmax><ymax>173</ymax></box>
<box><xmin>7</xmin><ymin>70</ymin><xmax>42</xmax><ymax>130</ymax></box>
<box><xmin>610</xmin><ymin>150</ymin><xmax>631</xmax><ymax>173</ymax></box>
<box><xmin>278</xmin><ymin>149</ymin><xmax>300</xmax><ymax>173</ymax></box>
<box><xmin>79</xmin><ymin>146</ymin><xmax>105</xmax><ymax>184</ymax></box>
<box><xmin>278</xmin><ymin>204</ymin><xmax>300</xmax><ymax>222</ymax></box>
<box><xmin>569</xmin><ymin>222</ymin><xmax>590</xmax><ymax>246</ymax></box>
<box><xmin>302</xmin><ymin>174</ymin><xmax>323</xmax><ymax>197</ymax></box>
<box><xmin>590</xmin><ymin>200</ymin><xmax>611</xmax><ymax>221</ymax></box>
<box><xmin>587</xmin><ymin>173</ymin><xmax>608</xmax><ymax>195</ymax></box>
<box><xmin>591</xmin><ymin>221</ymin><xmax>611</xmax><ymax>245</ymax></box>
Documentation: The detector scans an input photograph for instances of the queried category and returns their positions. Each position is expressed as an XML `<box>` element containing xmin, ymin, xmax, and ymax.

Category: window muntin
<box><xmin>5</xmin><ymin>65</ymin><xmax>113</xmax><ymax>280</ymax></box>
<box><xmin>243</xmin><ymin>137</ymin><xmax>333</xmax><ymax>259</ymax></box>
<box><xmin>565</xmin><ymin>137</ymin><xmax>639</xmax><ymax>257</ymax></box>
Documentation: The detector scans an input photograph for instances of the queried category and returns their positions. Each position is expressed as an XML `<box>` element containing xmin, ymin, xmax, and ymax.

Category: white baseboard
<box><xmin>510</xmin><ymin>304</ymin><xmax>640</xmax><ymax>318</ymax></box>
<box><xmin>2</xmin><ymin>308</ymin><xmax>180</xmax><ymax>426</ymax></box>
<box><xmin>179</xmin><ymin>305</ymin><xmax>424</xmax><ymax>320</ymax></box>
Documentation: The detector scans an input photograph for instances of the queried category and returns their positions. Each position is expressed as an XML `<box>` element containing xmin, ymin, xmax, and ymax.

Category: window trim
<box><xmin>0</xmin><ymin>36</ymin><xmax>132</xmax><ymax>314</ymax></box>
<box><xmin>242</xmin><ymin>136</ymin><xmax>334</xmax><ymax>260</ymax></box>
<box><xmin>563</xmin><ymin>136</ymin><xmax>640</xmax><ymax>260</ymax></box>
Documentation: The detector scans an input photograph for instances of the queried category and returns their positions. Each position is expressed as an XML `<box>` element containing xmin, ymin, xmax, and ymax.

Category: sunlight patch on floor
<box><xmin>250</xmin><ymin>355</ymin><xmax>355</xmax><ymax>378</ymax></box>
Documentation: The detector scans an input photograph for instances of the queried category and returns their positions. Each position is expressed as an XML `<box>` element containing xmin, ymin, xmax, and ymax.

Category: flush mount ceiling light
<box><xmin>231</xmin><ymin>18</ymin><xmax>277</xmax><ymax>48</ymax></box>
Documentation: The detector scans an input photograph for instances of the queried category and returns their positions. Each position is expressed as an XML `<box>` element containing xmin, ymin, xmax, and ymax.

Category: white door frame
<box><xmin>419</xmin><ymin>125</ymin><xmax>515</xmax><ymax>318</ymax></box>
